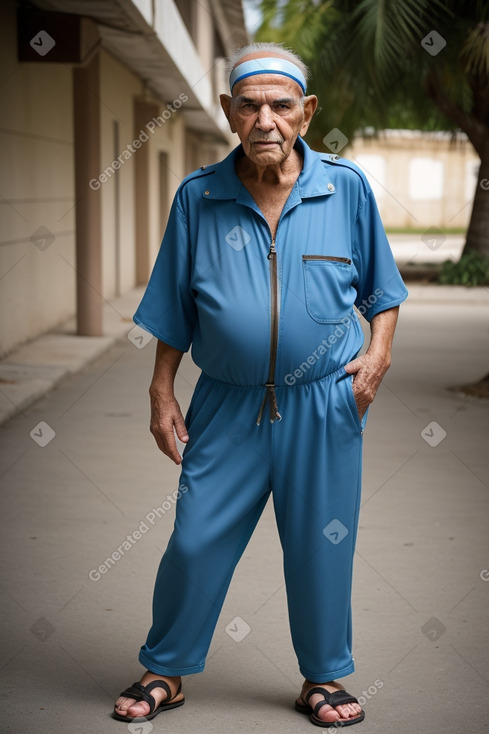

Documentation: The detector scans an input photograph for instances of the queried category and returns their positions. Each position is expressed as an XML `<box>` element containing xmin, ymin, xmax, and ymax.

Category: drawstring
<box><xmin>256</xmin><ymin>383</ymin><xmax>282</xmax><ymax>425</ymax></box>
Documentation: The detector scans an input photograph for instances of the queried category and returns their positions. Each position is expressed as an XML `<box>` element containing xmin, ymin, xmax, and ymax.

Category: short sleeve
<box><xmin>133</xmin><ymin>194</ymin><xmax>197</xmax><ymax>352</ymax></box>
<box><xmin>352</xmin><ymin>186</ymin><xmax>408</xmax><ymax>322</ymax></box>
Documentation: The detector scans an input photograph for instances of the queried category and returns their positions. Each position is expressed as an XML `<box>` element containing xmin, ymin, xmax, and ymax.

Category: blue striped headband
<box><xmin>229</xmin><ymin>57</ymin><xmax>307</xmax><ymax>94</ymax></box>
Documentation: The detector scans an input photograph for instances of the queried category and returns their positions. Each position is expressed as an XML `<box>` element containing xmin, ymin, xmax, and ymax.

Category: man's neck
<box><xmin>237</xmin><ymin>146</ymin><xmax>303</xmax><ymax>187</ymax></box>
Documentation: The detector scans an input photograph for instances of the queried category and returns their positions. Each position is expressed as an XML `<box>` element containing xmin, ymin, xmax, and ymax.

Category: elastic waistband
<box><xmin>200</xmin><ymin>365</ymin><xmax>349</xmax><ymax>391</ymax></box>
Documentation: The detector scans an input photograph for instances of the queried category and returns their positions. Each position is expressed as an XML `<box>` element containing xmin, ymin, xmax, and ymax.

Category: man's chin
<box><xmin>247</xmin><ymin>146</ymin><xmax>285</xmax><ymax>165</ymax></box>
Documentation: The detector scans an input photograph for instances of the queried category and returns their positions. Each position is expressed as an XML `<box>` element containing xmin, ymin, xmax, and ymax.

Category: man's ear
<box><xmin>220</xmin><ymin>94</ymin><xmax>236</xmax><ymax>133</ymax></box>
<box><xmin>300</xmin><ymin>95</ymin><xmax>318</xmax><ymax>136</ymax></box>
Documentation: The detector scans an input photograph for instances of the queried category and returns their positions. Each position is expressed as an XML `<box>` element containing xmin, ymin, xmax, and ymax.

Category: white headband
<box><xmin>229</xmin><ymin>57</ymin><xmax>307</xmax><ymax>94</ymax></box>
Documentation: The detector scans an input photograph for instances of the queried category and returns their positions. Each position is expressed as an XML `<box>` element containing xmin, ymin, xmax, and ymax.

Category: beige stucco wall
<box><xmin>99</xmin><ymin>49</ymin><xmax>142</xmax><ymax>298</ymax></box>
<box><xmin>0</xmin><ymin>1</ymin><xmax>233</xmax><ymax>358</ymax></box>
<box><xmin>0</xmin><ymin>0</ymin><xmax>75</xmax><ymax>357</ymax></box>
<box><xmin>193</xmin><ymin>0</ymin><xmax>214</xmax><ymax>74</ymax></box>
<box><xmin>147</xmin><ymin>112</ymin><xmax>187</xmax><ymax>264</ymax></box>
<box><xmin>349</xmin><ymin>132</ymin><xmax>479</xmax><ymax>229</ymax></box>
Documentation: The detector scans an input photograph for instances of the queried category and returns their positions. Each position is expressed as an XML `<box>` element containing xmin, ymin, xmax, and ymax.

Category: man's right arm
<box><xmin>149</xmin><ymin>339</ymin><xmax>189</xmax><ymax>465</ymax></box>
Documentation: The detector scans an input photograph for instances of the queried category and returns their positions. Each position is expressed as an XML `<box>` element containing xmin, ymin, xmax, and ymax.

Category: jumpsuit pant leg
<box><xmin>271</xmin><ymin>367</ymin><xmax>367</xmax><ymax>682</ymax></box>
<box><xmin>139</xmin><ymin>368</ymin><xmax>366</xmax><ymax>681</ymax></box>
<box><xmin>139</xmin><ymin>375</ymin><xmax>272</xmax><ymax>676</ymax></box>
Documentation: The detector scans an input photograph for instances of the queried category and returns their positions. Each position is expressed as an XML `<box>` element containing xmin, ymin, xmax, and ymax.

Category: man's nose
<box><xmin>255</xmin><ymin>105</ymin><xmax>275</xmax><ymax>131</ymax></box>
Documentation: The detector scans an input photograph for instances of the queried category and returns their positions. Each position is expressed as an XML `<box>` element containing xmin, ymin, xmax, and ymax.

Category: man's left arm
<box><xmin>344</xmin><ymin>306</ymin><xmax>400</xmax><ymax>418</ymax></box>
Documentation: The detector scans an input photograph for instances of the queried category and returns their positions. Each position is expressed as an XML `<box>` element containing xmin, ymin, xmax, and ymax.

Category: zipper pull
<box><xmin>267</xmin><ymin>239</ymin><xmax>276</xmax><ymax>260</ymax></box>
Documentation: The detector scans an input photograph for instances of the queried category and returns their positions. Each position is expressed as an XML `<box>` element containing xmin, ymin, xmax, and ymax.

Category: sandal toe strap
<box><xmin>305</xmin><ymin>687</ymin><xmax>359</xmax><ymax>712</ymax></box>
<box><xmin>144</xmin><ymin>679</ymin><xmax>172</xmax><ymax>701</ymax></box>
<box><xmin>118</xmin><ymin>680</ymin><xmax>172</xmax><ymax>715</ymax></box>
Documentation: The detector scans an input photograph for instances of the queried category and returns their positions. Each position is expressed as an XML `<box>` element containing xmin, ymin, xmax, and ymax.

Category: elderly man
<box><xmin>114</xmin><ymin>42</ymin><xmax>407</xmax><ymax>727</ymax></box>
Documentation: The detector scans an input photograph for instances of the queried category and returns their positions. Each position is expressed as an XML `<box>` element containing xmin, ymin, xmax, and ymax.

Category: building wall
<box><xmin>146</xmin><ymin>109</ymin><xmax>187</xmax><ymax>265</ymax></box>
<box><xmin>0</xmin><ymin>0</ymin><xmax>75</xmax><ymax>357</ymax></box>
<box><xmin>349</xmin><ymin>131</ymin><xmax>479</xmax><ymax>230</ymax></box>
<box><xmin>0</xmin><ymin>1</ymin><xmax>239</xmax><ymax>357</ymax></box>
<box><xmin>99</xmin><ymin>49</ymin><xmax>142</xmax><ymax>298</ymax></box>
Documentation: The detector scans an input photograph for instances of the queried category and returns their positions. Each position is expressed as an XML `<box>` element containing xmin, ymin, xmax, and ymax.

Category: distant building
<box><xmin>349</xmin><ymin>130</ymin><xmax>479</xmax><ymax>231</ymax></box>
<box><xmin>0</xmin><ymin>0</ymin><xmax>247</xmax><ymax>356</ymax></box>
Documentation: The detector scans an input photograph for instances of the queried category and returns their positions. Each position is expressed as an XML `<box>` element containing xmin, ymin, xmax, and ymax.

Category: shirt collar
<box><xmin>203</xmin><ymin>136</ymin><xmax>336</xmax><ymax>200</ymax></box>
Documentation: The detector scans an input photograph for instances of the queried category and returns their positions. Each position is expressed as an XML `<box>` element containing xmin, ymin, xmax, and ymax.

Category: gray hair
<box><xmin>226</xmin><ymin>42</ymin><xmax>310</xmax><ymax>87</ymax></box>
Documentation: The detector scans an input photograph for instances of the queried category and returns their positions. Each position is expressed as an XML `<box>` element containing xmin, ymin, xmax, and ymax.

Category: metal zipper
<box><xmin>302</xmin><ymin>255</ymin><xmax>351</xmax><ymax>264</ymax></box>
<box><xmin>256</xmin><ymin>237</ymin><xmax>282</xmax><ymax>425</ymax></box>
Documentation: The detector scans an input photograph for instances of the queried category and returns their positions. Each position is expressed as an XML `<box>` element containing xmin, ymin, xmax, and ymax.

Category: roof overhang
<box><xmin>24</xmin><ymin>0</ymin><xmax>248</xmax><ymax>144</ymax></box>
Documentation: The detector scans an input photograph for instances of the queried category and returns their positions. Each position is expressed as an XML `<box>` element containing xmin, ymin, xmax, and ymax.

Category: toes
<box><xmin>310</xmin><ymin>699</ymin><xmax>340</xmax><ymax>723</ymax></box>
<box><xmin>300</xmin><ymin>683</ymin><xmax>363</xmax><ymax>724</ymax></box>
<box><xmin>335</xmin><ymin>702</ymin><xmax>362</xmax><ymax>720</ymax></box>
<box><xmin>318</xmin><ymin>706</ymin><xmax>340</xmax><ymax>723</ymax></box>
<box><xmin>311</xmin><ymin>699</ymin><xmax>362</xmax><ymax>723</ymax></box>
<box><xmin>347</xmin><ymin>702</ymin><xmax>362</xmax><ymax>716</ymax></box>
<box><xmin>114</xmin><ymin>698</ymin><xmax>151</xmax><ymax>719</ymax></box>
<box><xmin>114</xmin><ymin>696</ymin><xmax>131</xmax><ymax>713</ymax></box>
<box><xmin>126</xmin><ymin>701</ymin><xmax>151</xmax><ymax>717</ymax></box>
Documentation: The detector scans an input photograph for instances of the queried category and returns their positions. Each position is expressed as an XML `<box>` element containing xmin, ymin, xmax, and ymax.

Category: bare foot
<box><xmin>114</xmin><ymin>671</ymin><xmax>183</xmax><ymax>720</ymax></box>
<box><xmin>297</xmin><ymin>679</ymin><xmax>363</xmax><ymax>724</ymax></box>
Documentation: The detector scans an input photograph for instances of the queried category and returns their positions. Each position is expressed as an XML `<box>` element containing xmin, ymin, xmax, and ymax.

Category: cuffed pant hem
<box><xmin>300</xmin><ymin>660</ymin><xmax>355</xmax><ymax>683</ymax></box>
<box><xmin>138</xmin><ymin>651</ymin><xmax>205</xmax><ymax>676</ymax></box>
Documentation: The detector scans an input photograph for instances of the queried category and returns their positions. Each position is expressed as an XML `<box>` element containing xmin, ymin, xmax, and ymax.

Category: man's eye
<box><xmin>273</xmin><ymin>104</ymin><xmax>291</xmax><ymax>112</ymax></box>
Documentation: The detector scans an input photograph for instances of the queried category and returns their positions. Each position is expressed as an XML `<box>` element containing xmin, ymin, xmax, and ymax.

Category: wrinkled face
<box><xmin>220</xmin><ymin>58</ymin><xmax>317</xmax><ymax>167</ymax></box>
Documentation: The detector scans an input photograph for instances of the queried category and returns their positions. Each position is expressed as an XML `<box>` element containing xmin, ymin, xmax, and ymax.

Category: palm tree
<box><xmin>256</xmin><ymin>0</ymin><xmax>489</xmax><ymax>257</ymax></box>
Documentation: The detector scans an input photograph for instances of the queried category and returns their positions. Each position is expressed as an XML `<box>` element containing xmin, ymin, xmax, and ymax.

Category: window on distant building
<box><xmin>409</xmin><ymin>157</ymin><xmax>443</xmax><ymax>200</ymax></box>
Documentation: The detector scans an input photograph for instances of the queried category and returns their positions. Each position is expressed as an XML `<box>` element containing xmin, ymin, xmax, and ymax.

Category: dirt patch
<box><xmin>449</xmin><ymin>373</ymin><xmax>489</xmax><ymax>399</ymax></box>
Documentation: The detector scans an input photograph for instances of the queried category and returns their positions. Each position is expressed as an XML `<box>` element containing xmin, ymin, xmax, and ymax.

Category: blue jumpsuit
<box><xmin>133</xmin><ymin>136</ymin><xmax>408</xmax><ymax>682</ymax></box>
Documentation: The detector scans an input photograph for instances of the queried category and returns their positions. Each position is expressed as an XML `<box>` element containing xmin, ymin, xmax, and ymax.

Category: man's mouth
<box><xmin>252</xmin><ymin>140</ymin><xmax>281</xmax><ymax>146</ymax></box>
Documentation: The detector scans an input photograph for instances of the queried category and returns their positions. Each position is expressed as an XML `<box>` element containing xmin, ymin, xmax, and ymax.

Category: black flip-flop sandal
<box><xmin>295</xmin><ymin>686</ymin><xmax>365</xmax><ymax>728</ymax></box>
<box><xmin>113</xmin><ymin>679</ymin><xmax>185</xmax><ymax>722</ymax></box>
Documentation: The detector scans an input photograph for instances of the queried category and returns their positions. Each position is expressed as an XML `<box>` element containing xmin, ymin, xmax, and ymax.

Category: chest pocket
<box><xmin>302</xmin><ymin>255</ymin><xmax>353</xmax><ymax>324</ymax></box>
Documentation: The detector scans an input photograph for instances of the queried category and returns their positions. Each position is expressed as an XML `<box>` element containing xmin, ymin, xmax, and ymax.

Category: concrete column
<box><xmin>134</xmin><ymin>99</ymin><xmax>160</xmax><ymax>284</ymax></box>
<box><xmin>73</xmin><ymin>53</ymin><xmax>103</xmax><ymax>335</ymax></box>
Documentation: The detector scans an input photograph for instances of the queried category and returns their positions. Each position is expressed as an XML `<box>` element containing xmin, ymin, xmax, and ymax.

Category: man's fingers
<box><xmin>173</xmin><ymin>412</ymin><xmax>189</xmax><ymax>443</ymax></box>
<box><xmin>150</xmin><ymin>418</ymin><xmax>185</xmax><ymax>464</ymax></box>
<box><xmin>152</xmin><ymin>426</ymin><xmax>183</xmax><ymax>464</ymax></box>
<box><xmin>346</xmin><ymin>351</ymin><xmax>391</xmax><ymax>419</ymax></box>
<box><xmin>344</xmin><ymin>358</ymin><xmax>362</xmax><ymax>374</ymax></box>
<box><xmin>351</xmin><ymin>371</ymin><xmax>381</xmax><ymax>415</ymax></box>
<box><xmin>149</xmin><ymin>394</ymin><xmax>188</xmax><ymax>464</ymax></box>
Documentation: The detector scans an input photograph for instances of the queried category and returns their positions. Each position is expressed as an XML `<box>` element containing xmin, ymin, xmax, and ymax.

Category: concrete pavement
<box><xmin>388</xmin><ymin>233</ymin><xmax>465</xmax><ymax>268</ymax></box>
<box><xmin>1</xmin><ymin>285</ymin><xmax>489</xmax><ymax>733</ymax></box>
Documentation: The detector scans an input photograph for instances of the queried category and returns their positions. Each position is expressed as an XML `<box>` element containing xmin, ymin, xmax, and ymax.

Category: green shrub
<box><xmin>438</xmin><ymin>251</ymin><xmax>489</xmax><ymax>287</ymax></box>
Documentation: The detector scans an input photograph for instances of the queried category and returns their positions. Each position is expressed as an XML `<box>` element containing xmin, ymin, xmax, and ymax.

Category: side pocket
<box><xmin>345</xmin><ymin>374</ymin><xmax>368</xmax><ymax>435</ymax></box>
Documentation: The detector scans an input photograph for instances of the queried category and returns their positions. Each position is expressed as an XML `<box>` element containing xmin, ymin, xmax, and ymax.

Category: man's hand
<box><xmin>344</xmin><ymin>306</ymin><xmax>400</xmax><ymax>419</ymax></box>
<box><xmin>150</xmin><ymin>392</ymin><xmax>189</xmax><ymax>465</ymax></box>
<box><xmin>148</xmin><ymin>340</ymin><xmax>188</xmax><ymax>464</ymax></box>
<box><xmin>344</xmin><ymin>352</ymin><xmax>390</xmax><ymax>419</ymax></box>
